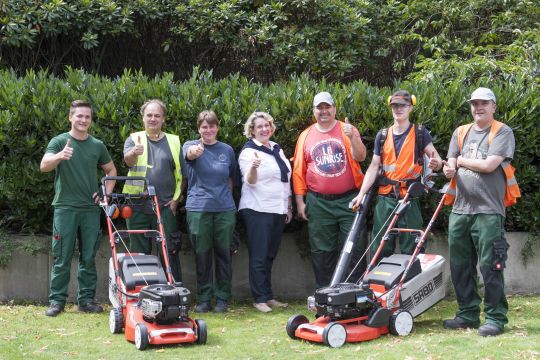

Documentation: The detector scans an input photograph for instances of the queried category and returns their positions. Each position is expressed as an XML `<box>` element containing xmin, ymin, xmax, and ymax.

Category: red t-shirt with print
<box><xmin>303</xmin><ymin>123</ymin><xmax>357</xmax><ymax>194</ymax></box>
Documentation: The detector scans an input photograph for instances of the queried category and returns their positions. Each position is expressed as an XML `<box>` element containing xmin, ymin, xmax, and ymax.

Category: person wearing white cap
<box><xmin>442</xmin><ymin>87</ymin><xmax>520</xmax><ymax>336</ymax></box>
<box><xmin>292</xmin><ymin>91</ymin><xmax>367</xmax><ymax>287</ymax></box>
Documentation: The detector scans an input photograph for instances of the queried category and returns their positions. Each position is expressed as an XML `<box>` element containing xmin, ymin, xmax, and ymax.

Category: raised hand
<box><xmin>132</xmin><ymin>135</ymin><xmax>144</xmax><ymax>156</ymax></box>
<box><xmin>442</xmin><ymin>160</ymin><xmax>456</xmax><ymax>178</ymax></box>
<box><xmin>428</xmin><ymin>150</ymin><xmax>441</xmax><ymax>170</ymax></box>
<box><xmin>189</xmin><ymin>140</ymin><xmax>205</xmax><ymax>159</ymax></box>
<box><xmin>251</xmin><ymin>151</ymin><xmax>261</xmax><ymax>169</ymax></box>
<box><xmin>59</xmin><ymin>138</ymin><xmax>73</xmax><ymax>161</ymax></box>
<box><xmin>343</xmin><ymin>117</ymin><xmax>354</xmax><ymax>139</ymax></box>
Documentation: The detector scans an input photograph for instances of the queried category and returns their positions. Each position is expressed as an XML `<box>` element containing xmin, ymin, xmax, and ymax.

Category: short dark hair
<box><xmin>69</xmin><ymin>100</ymin><xmax>92</xmax><ymax>115</ymax></box>
<box><xmin>197</xmin><ymin>110</ymin><xmax>220</xmax><ymax>128</ymax></box>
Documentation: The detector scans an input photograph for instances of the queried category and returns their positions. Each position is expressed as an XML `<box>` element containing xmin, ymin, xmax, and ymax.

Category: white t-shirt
<box><xmin>238</xmin><ymin>139</ymin><xmax>292</xmax><ymax>214</ymax></box>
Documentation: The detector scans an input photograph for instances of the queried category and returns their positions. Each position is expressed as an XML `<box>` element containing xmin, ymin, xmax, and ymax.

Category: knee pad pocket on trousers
<box><xmin>52</xmin><ymin>225</ymin><xmax>62</xmax><ymax>259</ymax></box>
<box><xmin>492</xmin><ymin>239</ymin><xmax>509</xmax><ymax>271</ymax></box>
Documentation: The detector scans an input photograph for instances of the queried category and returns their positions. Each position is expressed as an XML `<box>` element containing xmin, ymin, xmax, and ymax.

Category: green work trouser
<box><xmin>305</xmin><ymin>192</ymin><xmax>367</xmax><ymax>287</ymax></box>
<box><xmin>49</xmin><ymin>208</ymin><xmax>101</xmax><ymax>306</ymax></box>
<box><xmin>448</xmin><ymin>213</ymin><xmax>509</xmax><ymax>329</ymax></box>
<box><xmin>186</xmin><ymin>210</ymin><xmax>236</xmax><ymax>302</ymax></box>
<box><xmin>126</xmin><ymin>206</ymin><xmax>181</xmax><ymax>282</ymax></box>
<box><xmin>371</xmin><ymin>195</ymin><xmax>422</xmax><ymax>258</ymax></box>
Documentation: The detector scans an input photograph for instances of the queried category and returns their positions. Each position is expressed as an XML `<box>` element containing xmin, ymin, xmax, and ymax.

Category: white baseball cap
<box><xmin>469</xmin><ymin>87</ymin><xmax>496</xmax><ymax>103</ymax></box>
<box><xmin>313</xmin><ymin>92</ymin><xmax>334</xmax><ymax>107</ymax></box>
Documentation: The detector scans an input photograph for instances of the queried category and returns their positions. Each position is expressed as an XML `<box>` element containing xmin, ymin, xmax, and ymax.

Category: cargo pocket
<box><xmin>492</xmin><ymin>238</ymin><xmax>509</xmax><ymax>271</ymax></box>
<box><xmin>52</xmin><ymin>223</ymin><xmax>62</xmax><ymax>259</ymax></box>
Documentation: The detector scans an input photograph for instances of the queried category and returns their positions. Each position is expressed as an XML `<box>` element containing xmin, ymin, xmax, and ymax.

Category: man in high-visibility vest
<box><xmin>442</xmin><ymin>87</ymin><xmax>516</xmax><ymax>337</ymax></box>
<box><xmin>123</xmin><ymin>99</ymin><xmax>182</xmax><ymax>281</ymax></box>
<box><xmin>351</xmin><ymin>90</ymin><xmax>442</xmax><ymax>259</ymax></box>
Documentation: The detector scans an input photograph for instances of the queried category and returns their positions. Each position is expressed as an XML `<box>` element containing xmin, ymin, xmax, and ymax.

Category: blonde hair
<box><xmin>140</xmin><ymin>99</ymin><xmax>167</xmax><ymax>117</ymax></box>
<box><xmin>243</xmin><ymin>111</ymin><xmax>276</xmax><ymax>139</ymax></box>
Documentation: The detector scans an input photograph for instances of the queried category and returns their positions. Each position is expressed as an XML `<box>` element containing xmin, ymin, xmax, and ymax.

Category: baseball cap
<box><xmin>313</xmin><ymin>92</ymin><xmax>334</xmax><ymax>107</ymax></box>
<box><xmin>469</xmin><ymin>87</ymin><xmax>496</xmax><ymax>103</ymax></box>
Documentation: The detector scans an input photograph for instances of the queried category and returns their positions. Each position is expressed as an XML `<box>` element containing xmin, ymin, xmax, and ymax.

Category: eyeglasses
<box><xmin>390</xmin><ymin>103</ymin><xmax>410</xmax><ymax>109</ymax></box>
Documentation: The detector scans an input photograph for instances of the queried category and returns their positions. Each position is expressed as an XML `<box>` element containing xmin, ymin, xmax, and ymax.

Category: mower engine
<box><xmin>138</xmin><ymin>284</ymin><xmax>192</xmax><ymax>324</ymax></box>
<box><xmin>312</xmin><ymin>283</ymin><xmax>377</xmax><ymax>320</ymax></box>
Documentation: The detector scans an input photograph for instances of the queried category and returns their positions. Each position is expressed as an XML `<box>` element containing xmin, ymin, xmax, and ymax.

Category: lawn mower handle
<box><xmin>100</xmin><ymin>175</ymin><xmax>149</xmax><ymax>185</ymax></box>
<box><xmin>329</xmin><ymin>184</ymin><xmax>377</xmax><ymax>287</ymax></box>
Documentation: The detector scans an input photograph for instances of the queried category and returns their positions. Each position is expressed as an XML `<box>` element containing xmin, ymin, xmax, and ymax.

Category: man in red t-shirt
<box><xmin>292</xmin><ymin>92</ymin><xmax>367</xmax><ymax>287</ymax></box>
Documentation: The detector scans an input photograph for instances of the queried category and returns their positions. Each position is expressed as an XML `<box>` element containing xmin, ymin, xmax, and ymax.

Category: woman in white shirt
<box><xmin>238</xmin><ymin>111</ymin><xmax>293</xmax><ymax>313</ymax></box>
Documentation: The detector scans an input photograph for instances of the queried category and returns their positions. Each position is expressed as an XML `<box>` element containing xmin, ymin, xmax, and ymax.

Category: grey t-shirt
<box><xmin>124</xmin><ymin>136</ymin><xmax>178</xmax><ymax>209</ymax></box>
<box><xmin>447</xmin><ymin>123</ymin><xmax>515</xmax><ymax>216</ymax></box>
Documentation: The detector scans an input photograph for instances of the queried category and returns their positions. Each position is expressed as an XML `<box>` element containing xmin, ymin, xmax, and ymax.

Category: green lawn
<box><xmin>1</xmin><ymin>296</ymin><xmax>539</xmax><ymax>359</ymax></box>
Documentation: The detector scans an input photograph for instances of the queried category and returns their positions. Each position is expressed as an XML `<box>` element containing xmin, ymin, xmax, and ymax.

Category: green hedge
<box><xmin>0</xmin><ymin>68</ymin><xmax>538</xmax><ymax>246</ymax></box>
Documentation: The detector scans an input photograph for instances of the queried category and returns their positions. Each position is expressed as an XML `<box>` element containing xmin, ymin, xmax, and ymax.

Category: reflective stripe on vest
<box><xmin>444</xmin><ymin>120</ymin><xmax>520</xmax><ymax>207</ymax></box>
<box><xmin>122</xmin><ymin>131</ymin><xmax>182</xmax><ymax>199</ymax></box>
<box><xmin>379</xmin><ymin>125</ymin><xmax>423</xmax><ymax>196</ymax></box>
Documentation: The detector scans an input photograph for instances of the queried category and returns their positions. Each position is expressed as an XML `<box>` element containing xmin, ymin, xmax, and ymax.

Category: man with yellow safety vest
<box><xmin>351</xmin><ymin>90</ymin><xmax>442</xmax><ymax>259</ymax></box>
<box><xmin>123</xmin><ymin>99</ymin><xmax>183</xmax><ymax>281</ymax></box>
<box><xmin>442</xmin><ymin>87</ymin><xmax>520</xmax><ymax>337</ymax></box>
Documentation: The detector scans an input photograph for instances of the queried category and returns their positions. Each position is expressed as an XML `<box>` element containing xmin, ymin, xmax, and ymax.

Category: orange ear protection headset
<box><xmin>387</xmin><ymin>94</ymin><xmax>417</xmax><ymax>106</ymax></box>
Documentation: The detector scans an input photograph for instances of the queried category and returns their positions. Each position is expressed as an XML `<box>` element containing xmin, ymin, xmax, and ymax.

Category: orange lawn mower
<box><xmin>286</xmin><ymin>175</ymin><xmax>449</xmax><ymax>348</ymax></box>
<box><xmin>99</xmin><ymin>176</ymin><xmax>206</xmax><ymax>350</ymax></box>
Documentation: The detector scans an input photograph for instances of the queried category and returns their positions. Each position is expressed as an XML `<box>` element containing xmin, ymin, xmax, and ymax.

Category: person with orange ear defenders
<box><xmin>351</xmin><ymin>90</ymin><xmax>443</xmax><ymax>259</ymax></box>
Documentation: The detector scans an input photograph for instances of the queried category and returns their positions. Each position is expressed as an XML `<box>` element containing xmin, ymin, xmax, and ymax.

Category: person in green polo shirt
<box><xmin>40</xmin><ymin>100</ymin><xmax>117</xmax><ymax>317</ymax></box>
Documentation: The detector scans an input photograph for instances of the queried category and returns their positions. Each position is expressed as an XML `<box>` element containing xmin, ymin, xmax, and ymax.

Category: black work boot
<box><xmin>442</xmin><ymin>317</ymin><xmax>479</xmax><ymax>329</ymax></box>
<box><xmin>45</xmin><ymin>303</ymin><xmax>65</xmax><ymax>317</ymax></box>
<box><xmin>195</xmin><ymin>301</ymin><xmax>212</xmax><ymax>313</ymax></box>
<box><xmin>78</xmin><ymin>301</ymin><xmax>103</xmax><ymax>313</ymax></box>
<box><xmin>478</xmin><ymin>323</ymin><xmax>503</xmax><ymax>337</ymax></box>
<box><xmin>213</xmin><ymin>298</ymin><xmax>228</xmax><ymax>313</ymax></box>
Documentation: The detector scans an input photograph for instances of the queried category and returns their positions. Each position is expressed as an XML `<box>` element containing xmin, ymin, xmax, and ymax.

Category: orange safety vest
<box><xmin>444</xmin><ymin>120</ymin><xmax>521</xmax><ymax>207</ymax></box>
<box><xmin>379</xmin><ymin>125</ymin><xmax>423</xmax><ymax>197</ymax></box>
<box><xmin>292</xmin><ymin>121</ymin><xmax>364</xmax><ymax>195</ymax></box>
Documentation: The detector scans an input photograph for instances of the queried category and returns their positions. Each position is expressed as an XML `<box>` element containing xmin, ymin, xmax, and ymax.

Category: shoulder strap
<box><xmin>379</xmin><ymin>128</ymin><xmax>388</xmax><ymax>149</ymax></box>
<box><xmin>488</xmin><ymin>120</ymin><xmax>504</xmax><ymax>144</ymax></box>
<box><xmin>415</xmin><ymin>124</ymin><xmax>424</xmax><ymax>166</ymax></box>
<box><xmin>378</xmin><ymin>127</ymin><xmax>388</xmax><ymax>166</ymax></box>
<box><xmin>457</xmin><ymin>123</ymin><xmax>474</xmax><ymax>153</ymax></box>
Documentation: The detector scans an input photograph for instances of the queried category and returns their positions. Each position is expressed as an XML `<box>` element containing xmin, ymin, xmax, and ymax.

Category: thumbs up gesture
<box><xmin>343</xmin><ymin>117</ymin><xmax>354</xmax><ymax>139</ymax></box>
<box><xmin>251</xmin><ymin>151</ymin><xmax>261</xmax><ymax>169</ymax></box>
<box><xmin>188</xmin><ymin>139</ymin><xmax>205</xmax><ymax>160</ymax></box>
<box><xmin>427</xmin><ymin>150</ymin><xmax>441</xmax><ymax>170</ymax></box>
<box><xmin>132</xmin><ymin>135</ymin><xmax>144</xmax><ymax>156</ymax></box>
<box><xmin>59</xmin><ymin>138</ymin><xmax>73</xmax><ymax>161</ymax></box>
<box><xmin>442</xmin><ymin>159</ymin><xmax>456</xmax><ymax>178</ymax></box>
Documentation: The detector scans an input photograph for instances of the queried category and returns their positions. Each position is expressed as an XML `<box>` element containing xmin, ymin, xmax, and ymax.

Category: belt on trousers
<box><xmin>308</xmin><ymin>189</ymin><xmax>357</xmax><ymax>201</ymax></box>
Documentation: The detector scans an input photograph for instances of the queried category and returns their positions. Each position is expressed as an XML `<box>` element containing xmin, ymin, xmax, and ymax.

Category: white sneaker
<box><xmin>267</xmin><ymin>299</ymin><xmax>288</xmax><ymax>308</ymax></box>
<box><xmin>253</xmin><ymin>302</ymin><xmax>272</xmax><ymax>313</ymax></box>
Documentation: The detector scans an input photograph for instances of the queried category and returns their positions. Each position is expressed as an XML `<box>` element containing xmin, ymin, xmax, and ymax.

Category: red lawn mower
<box><xmin>100</xmin><ymin>176</ymin><xmax>206</xmax><ymax>350</ymax></box>
<box><xmin>286</xmin><ymin>176</ymin><xmax>449</xmax><ymax>348</ymax></box>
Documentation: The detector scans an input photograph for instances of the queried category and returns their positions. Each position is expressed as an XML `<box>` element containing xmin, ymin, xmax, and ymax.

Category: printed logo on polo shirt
<box><xmin>218</xmin><ymin>153</ymin><xmax>227</xmax><ymax>162</ymax></box>
<box><xmin>310</xmin><ymin>139</ymin><xmax>347</xmax><ymax>177</ymax></box>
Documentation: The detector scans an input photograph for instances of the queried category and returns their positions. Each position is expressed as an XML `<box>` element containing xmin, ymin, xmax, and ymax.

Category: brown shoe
<box><xmin>253</xmin><ymin>303</ymin><xmax>272</xmax><ymax>313</ymax></box>
<box><xmin>267</xmin><ymin>299</ymin><xmax>288</xmax><ymax>308</ymax></box>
